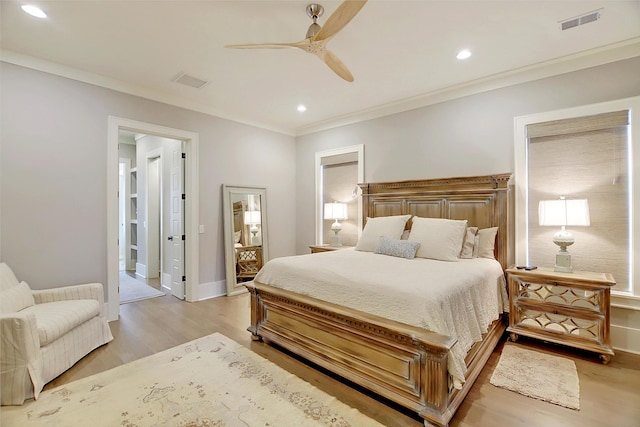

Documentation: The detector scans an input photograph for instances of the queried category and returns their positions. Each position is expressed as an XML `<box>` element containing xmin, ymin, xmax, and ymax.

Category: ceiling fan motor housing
<box><xmin>306</xmin><ymin>4</ymin><xmax>324</xmax><ymax>20</ymax></box>
<box><xmin>305</xmin><ymin>3</ymin><xmax>324</xmax><ymax>38</ymax></box>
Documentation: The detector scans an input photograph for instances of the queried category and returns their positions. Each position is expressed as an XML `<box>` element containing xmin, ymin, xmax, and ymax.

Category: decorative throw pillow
<box><xmin>0</xmin><ymin>262</ymin><xmax>20</xmax><ymax>291</ymax></box>
<box><xmin>459</xmin><ymin>226</ymin><xmax>479</xmax><ymax>259</ymax></box>
<box><xmin>374</xmin><ymin>236</ymin><xmax>420</xmax><ymax>259</ymax></box>
<box><xmin>355</xmin><ymin>215</ymin><xmax>412</xmax><ymax>252</ymax></box>
<box><xmin>474</xmin><ymin>227</ymin><xmax>499</xmax><ymax>259</ymax></box>
<box><xmin>408</xmin><ymin>217</ymin><xmax>468</xmax><ymax>262</ymax></box>
<box><xmin>0</xmin><ymin>281</ymin><xmax>35</xmax><ymax>314</ymax></box>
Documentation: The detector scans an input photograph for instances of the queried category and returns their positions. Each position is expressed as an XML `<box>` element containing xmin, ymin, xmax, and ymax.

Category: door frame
<box><xmin>107</xmin><ymin>116</ymin><xmax>199</xmax><ymax>321</ymax></box>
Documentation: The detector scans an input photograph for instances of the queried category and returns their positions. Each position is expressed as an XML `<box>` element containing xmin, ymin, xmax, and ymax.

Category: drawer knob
<box><xmin>553</xmin><ymin>310</ymin><xmax>558</xmax><ymax>314</ymax></box>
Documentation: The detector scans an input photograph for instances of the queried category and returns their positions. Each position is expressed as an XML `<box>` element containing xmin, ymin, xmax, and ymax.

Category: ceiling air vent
<box><xmin>172</xmin><ymin>72</ymin><xmax>209</xmax><ymax>89</ymax></box>
<box><xmin>560</xmin><ymin>9</ymin><xmax>602</xmax><ymax>31</ymax></box>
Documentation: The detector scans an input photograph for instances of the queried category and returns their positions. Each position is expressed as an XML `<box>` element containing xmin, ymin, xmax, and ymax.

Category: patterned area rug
<box><xmin>1</xmin><ymin>333</ymin><xmax>384</xmax><ymax>426</ymax></box>
<box><xmin>490</xmin><ymin>344</ymin><xmax>580</xmax><ymax>410</ymax></box>
<box><xmin>119</xmin><ymin>272</ymin><xmax>164</xmax><ymax>304</ymax></box>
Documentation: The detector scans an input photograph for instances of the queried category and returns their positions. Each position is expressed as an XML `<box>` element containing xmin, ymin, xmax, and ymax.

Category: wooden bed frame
<box><xmin>246</xmin><ymin>174</ymin><xmax>513</xmax><ymax>427</ymax></box>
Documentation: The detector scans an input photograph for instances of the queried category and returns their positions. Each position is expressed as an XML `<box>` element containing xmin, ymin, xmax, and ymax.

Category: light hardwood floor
<box><xmin>46</xmin><ymin>292</ymin><xmax>640</xmax><ymax>427</ymax></box>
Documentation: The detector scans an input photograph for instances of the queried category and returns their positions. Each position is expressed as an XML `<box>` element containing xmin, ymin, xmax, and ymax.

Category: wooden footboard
<box><xmin>247</xmin><ymin>281</ymin><xmax>505</xmax><ymax>427</ymax></box>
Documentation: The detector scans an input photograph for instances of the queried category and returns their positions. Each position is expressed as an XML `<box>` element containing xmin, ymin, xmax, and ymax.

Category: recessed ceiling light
<box><xmin>456</xmin><ymin>49</ymin><xmax>472</xmax><ymax>60</ymax></box>
<box><xmin>297</xmin><ymin>104</ymin><xmax>307</xmax><ymax>112</ymax></box>
<box><xmin>21</xmin><ymin>4</ymin><xmax>47</xmax><ymax>18</ymax></box>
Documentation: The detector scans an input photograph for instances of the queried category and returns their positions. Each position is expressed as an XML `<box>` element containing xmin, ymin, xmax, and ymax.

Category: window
<box><xmin>515</xmin><ymin>97</ymin><xmax>640</xmax><ymax>302</ymax></box>
<box><xmin>315</xmin><ymin>145</ymin><xmax>364</xmax><ymax>245</ymax></box>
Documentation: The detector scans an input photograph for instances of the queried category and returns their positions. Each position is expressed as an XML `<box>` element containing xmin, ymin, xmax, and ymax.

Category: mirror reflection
<box><xmin>222</xmin><ymin>185</ymin><xmax>268</xmax><ymax>296</ymax></box>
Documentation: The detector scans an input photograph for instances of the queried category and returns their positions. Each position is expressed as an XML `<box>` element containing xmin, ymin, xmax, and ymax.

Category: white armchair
<box><xmin>0</xmin><ymin>263</ymin><xmax>113</xmax><ymax>405</ymax></box>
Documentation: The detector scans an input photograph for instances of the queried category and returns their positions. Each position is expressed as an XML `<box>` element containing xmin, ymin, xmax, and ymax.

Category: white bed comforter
<box><xmin>254</xmin><ymin>248</ymin><xmax>508</xmax><ymax>389</ymax></box>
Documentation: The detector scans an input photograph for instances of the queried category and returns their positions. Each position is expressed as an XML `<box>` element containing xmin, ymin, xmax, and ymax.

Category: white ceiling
<box><xmin>2</xmin><ymin>1</ymin><xmax>639</xmax><ymax>136</ymax></box>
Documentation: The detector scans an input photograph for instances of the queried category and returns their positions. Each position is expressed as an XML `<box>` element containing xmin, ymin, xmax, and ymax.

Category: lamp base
<box><xmin>330</xmin><ymin>231</ymin><xmax>342</xmax><ymax>247</ymax></box>
<box><xmin>554</xmin><ymin>250</ymin><xmax>573</xmax><ymax>273</ymax></box>
<box><xmin>330</xmin><ymin>220</ymin><xmax>342</xmax><ymax>247</ymax></box>
<box><xmin>250</xmin><ymin>230</ymin><xmax>260</xmax><ymax>246</ymax></box>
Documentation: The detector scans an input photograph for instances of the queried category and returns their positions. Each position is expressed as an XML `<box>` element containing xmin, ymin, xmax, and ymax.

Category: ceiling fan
<box><xmin>225</xmin><ymin>1</ymin><xmax>368</xmax><ymax>82</ymax></box>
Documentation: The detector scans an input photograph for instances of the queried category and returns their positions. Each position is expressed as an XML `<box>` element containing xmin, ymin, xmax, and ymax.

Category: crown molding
<box><xmin>0</xmin><ymin>50</ymin><xmax>295</xmax><ymax>136</ymax></box>
<box><xmin>3</xmin><ymin>38</ymin><xmax>639</xmax><ymax>139</ymax></box>
<box><xmin>295</xmin><ymin>37</ymin><xmax>640</xmax><ymax>136</ymax></box>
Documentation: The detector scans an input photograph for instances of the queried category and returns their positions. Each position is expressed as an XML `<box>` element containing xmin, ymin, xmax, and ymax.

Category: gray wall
<box><xmin>0</xmin><ymin>62</ymin><xmax>296</xmax><ymax>296</ymax></box>
<box><xmin>3</xmin><ymin>57</ymin><xmax>640</xmax><ymax>297</ymax></box>
<box><xmin>295</xmin><ymin>57</ymin><xmax>640</xmax><ymax>253</ymax></box>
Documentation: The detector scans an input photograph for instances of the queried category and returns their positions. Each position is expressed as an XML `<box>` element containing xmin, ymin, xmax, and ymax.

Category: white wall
<box><xmin>295</xmin><ymin>56</ymin><xmax>640</xmax><ymax>353</ymax></box>
<box><xmin>0</xmin><ymin>62</ymin><xmax>297</xmax><ymax>301</ymax></box>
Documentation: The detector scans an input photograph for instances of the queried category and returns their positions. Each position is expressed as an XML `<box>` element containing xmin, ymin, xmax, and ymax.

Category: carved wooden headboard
<box><xmin>358</xmin><ymin>174</ymin><xmax>514</xmax><ymax>270</ymax></box>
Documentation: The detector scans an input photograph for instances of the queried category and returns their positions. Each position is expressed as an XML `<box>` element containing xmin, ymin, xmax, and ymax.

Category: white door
<box><xmin>169</xmin><ymin>143</ymin><xmax>185</xmax><ymax>299</ymax></box>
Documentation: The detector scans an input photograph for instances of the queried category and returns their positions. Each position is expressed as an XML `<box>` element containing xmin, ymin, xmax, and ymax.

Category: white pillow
<box><xmin>474</xmin><ymin>227</ymin><xmax>499</xmax><ymax>259</ymax></box>
<box><xmin>0</xmin><ymin>281</ymin><xmax>35</xmax><ymax>314</ymax></box>
<box><xmin>459</xmin><ymin>227</ymin><xmax>478</xmax><ymax>259</ymax></box>
<box><xmin>355</xmin><ymin>215</ymin><xmax>412</xmax><ymax>252</ymax></box>
<box><xmin>408</xmin><ymin>217</ymin><xmax>468</xmax><ymax>262</ymax></box>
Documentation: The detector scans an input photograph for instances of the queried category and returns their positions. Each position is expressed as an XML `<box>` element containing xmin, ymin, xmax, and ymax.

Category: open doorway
<box><xmin>108</xmin><ymin>117</ymin><xmax>199</xmax><ymax>321</ymax></box>
<box><xmin>117</xmin><ymin>133</ymin><xmax>177</xmax><ymax>304</ymax></box>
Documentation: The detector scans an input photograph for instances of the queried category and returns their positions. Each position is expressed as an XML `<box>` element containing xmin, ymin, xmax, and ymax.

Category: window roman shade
<box><xmin>526</xmin><ymin>110</ymin><xmax>629</xmax><ymax>139</ymax></box>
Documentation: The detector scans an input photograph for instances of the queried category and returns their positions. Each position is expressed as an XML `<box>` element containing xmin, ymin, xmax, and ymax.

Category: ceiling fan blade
<box><xmin>323</xmin><ymin>49</ymin><xmax>354</xmax><ymax>82</ymax></box>
<box><xmin>225</xmin><ymin>41</ymin><xmax>306</xmax><ymax>50</ymax></box>
<box><xmin>313</xmin><ymin>0</ymin><xmax>368</xmax><ymax>42</ymax></box>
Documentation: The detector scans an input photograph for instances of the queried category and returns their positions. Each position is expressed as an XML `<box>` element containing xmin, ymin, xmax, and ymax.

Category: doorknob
<box><xmin>168</xmin><ymin>236</ymin><xmax>174</xmax><ymax>241</ymax></box>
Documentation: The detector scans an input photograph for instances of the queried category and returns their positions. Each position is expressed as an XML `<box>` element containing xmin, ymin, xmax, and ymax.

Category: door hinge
<box><xmin>181</xmin><ymin>193</ymin><xmax>186</xmax><ymax>200</ymax></box>
<box><xmin>182</xmin><ymin>275</ymin><xmax>186</xmax><ymax>282</ymax></box>
<box><xmin>182</xmin><ymin>235</ymin><xmax>186</xmax><ymax>241</ymax></box>
<box><xmin>181</xmin><ymin>153</ymin><xmax>186</xmax><ymax>159</ymax></box>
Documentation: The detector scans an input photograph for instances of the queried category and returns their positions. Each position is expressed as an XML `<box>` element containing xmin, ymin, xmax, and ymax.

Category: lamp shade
<box><xmin>538</xmin><ymin>198</ymin><xmax>590</xmax><ymax>227</ymax></box>
<box><xmin>244</xmin><ymin>210</ymin><xmax>261</xmax><ymax>225</ymax></box>
<box><xmin>324</xmin><ymin>202</ymin><xmax>348</xmax><ymax>220</ymax></box>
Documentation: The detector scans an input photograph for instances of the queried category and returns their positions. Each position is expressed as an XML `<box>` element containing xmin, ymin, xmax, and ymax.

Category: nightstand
<box><xmin>309</xmin><ymin>244</ymin><xmax>353</xmax><ymax>253</ymax></box>
<box><xmin>506</xmin><ymin>266</ymin><xmax>615</xmax><ymax>363</ymax></box>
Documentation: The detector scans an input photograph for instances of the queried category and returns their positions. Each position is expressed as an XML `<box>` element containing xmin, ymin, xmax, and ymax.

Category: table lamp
<box><xmin>324</xmin><ymin>201</ymin><xmax>348</xmax><ymax>247</ymax></box>
<box><xmin>538</xmin><ymin>196</ymin><xmax>590</xmax><ymax>272</ymax></box>
<box><xmin>244</xmin><ymin>210</ymin><xmax>261</xmax><ymax>245</ymax></box>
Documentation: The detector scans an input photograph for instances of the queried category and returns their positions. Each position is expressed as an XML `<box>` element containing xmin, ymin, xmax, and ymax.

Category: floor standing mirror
<box><xmin>222</xmin><ymin>185</ymin><xmax>269</xmax><ymax>296</ymax></box>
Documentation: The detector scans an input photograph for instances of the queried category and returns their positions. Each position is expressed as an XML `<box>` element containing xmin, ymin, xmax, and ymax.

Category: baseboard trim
<box><xmin>197</xmin><ymin>280</ymin><xmax>226</xmax><ymax>301</ymax></box>
<box><xmin>161</xmin><ymin>273</ymin><xmax>172</xmax><ymax>290</ymax></box>
<box><xmin>611</xmin><ymin>324</ymin><xmax>640</xmax><ymax>355</ymax></box>
<box><xmin>135</xmin><ymin>263</ymin><xmax>147</xmax><ymax>278</ymax></box>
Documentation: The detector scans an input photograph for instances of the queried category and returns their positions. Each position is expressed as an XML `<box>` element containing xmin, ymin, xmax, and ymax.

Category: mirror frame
<box><xmin>222</xmin><ymin>185</ymin><xmax>269</xmax><ymax>296</ymax></box>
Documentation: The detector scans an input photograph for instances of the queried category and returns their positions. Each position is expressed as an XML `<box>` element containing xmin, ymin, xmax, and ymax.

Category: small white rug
<box><xmin>119</xmin><ymin>272</ymin><xmax>164</xmax><ymax>304</ymax></box>
<box><xmin>1</xmin><ymin>333</ymin><xmax>384</xmax><ymax>427</ymax></box>
<box><xmin>490</xmin><ymin>344</ymin><xmax>580</xmax><ymax>410</ymax></box>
